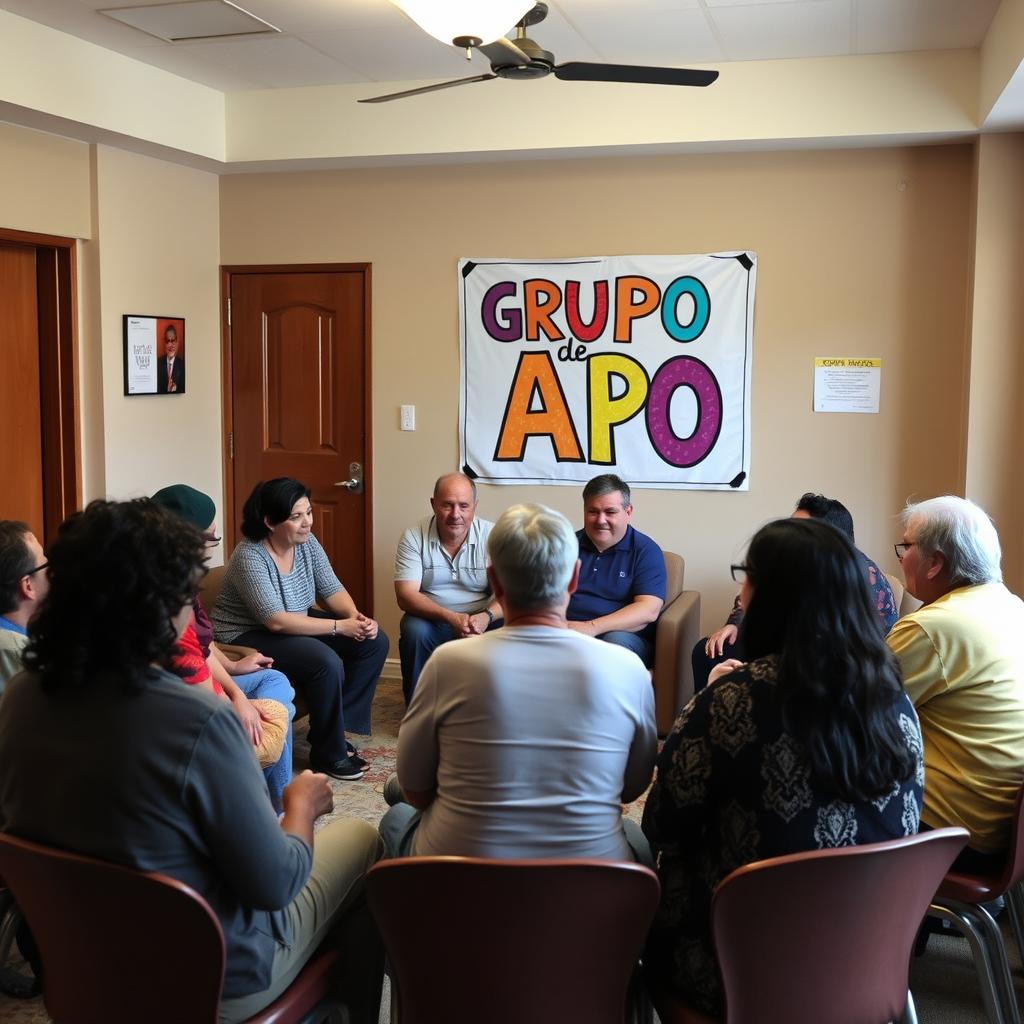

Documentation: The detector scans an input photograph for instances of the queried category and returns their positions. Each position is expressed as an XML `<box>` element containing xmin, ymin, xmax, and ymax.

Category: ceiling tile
<box><xmin>226</xmin><ymin>0</ymin><xmax>409</xmax><ymax>35</ymax></box>
<box><xmin>855</xmin><ymin>0</ymin><xmax>999</xmax><ymax>55</ymax></box>
<box><xmin>569</xmin><ymin>7</ymin><xmax>722</xmax><ymax>65</ymax></box>
<box><xmin>173</xmin><ymin>34</ymin><xmax>362</xmax><ymax>87</ymax></box>
<box><xmin>98</xmin><ymin>1</ymin><xmax>277</xmax><ymax>43</ymax></box>
<box><xmin>118</xmin><ymin>41</ymin><xmax>268</xmax><ymax>87</ymax></box>
<box><xmin>708</xmin><ymin>0</ymin><xmax>851</xmax><ymax>60</ymax></box>
<box><xmin>704</xmin><ymin>0</ymin><xmax>837</xmax><ymax>7</ymax></box>
<box><xmin>313</xmin><ymin>26</ymin><xmax>480</xmax><ymax>83</ymax></box>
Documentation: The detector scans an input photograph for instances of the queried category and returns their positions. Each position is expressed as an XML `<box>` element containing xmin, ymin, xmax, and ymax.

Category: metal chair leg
<box><xmin>1007</xmin><ymin>883</ymin><xmax>1024</xmax><ymax>971</ymax></box>
<box><xmin>901</xmin><ymin>988</ymin><xmax>919</xmax><ymax>1024</ymax></box>
<box><xmin>931</xmin><ymin>900</ymin><xmax>1020</xmax><ymax>1024</ymax></box>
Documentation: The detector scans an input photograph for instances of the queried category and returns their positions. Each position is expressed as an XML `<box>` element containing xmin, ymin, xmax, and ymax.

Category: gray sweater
<box><xmin>0</xmin><ymin>666</ymin><xmax>312</xmax><ymax>998</ymax></box>
<box><xmin>211</xmin><ymin>536</ymin><xmax>344</xmax><ymax>643</ymax></box>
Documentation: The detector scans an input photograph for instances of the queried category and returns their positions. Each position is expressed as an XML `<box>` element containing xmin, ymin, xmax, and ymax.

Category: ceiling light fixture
<box><xmin>390</xmin><ymin>0</ymin><xmax>534</xmax><ymax>52</ymax></box>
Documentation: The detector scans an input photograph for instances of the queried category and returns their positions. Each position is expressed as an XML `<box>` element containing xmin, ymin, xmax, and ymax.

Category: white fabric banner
<box><xmin>458</xmin><ymin>252</ymin><xmax>756</xmax><ymax>489</ymax></box>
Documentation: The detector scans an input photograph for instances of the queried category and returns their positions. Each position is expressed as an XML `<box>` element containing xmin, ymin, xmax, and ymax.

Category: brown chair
<box><xmin>929</xmin><ymin>786</ymin><xmax>1024</xmax><ymax>1024</ymax></box>
<box><xmin>649</xmin><ymin>827</ymin><xmax>969</xmax><ymax>1024</ymax></box>
<box><xmin>653</xmin><ymin>550</ymin><xmax>702</xmax><ymax>735</ymax></box>
<box><xmin>0</xmin><ymin>831</ymin><xmax>350</xmax><ymax>1024</ymax></box>
<box><xmin>366</xmin><ymin>856</ymin><xmax>660</xmax><ymax>1024</ymax></box>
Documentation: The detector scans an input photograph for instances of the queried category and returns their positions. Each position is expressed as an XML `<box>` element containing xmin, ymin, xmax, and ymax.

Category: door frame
<box><xmin>219</xmin><ymin>263</ymin><xmax>375</xmax><ymax>611</ymax></box>
<box><xmin>0</xmin><ymin>226</ymin><xmax>81</xmax><ymax>542</ymax></box>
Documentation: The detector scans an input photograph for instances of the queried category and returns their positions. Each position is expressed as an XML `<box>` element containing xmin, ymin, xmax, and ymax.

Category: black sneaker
<box><xmin>346</xmin><ymin>741</ymin><xmax>368</xmax><ymax>770</ymax></box>
<box><xmin>310</xmin><ymin>756</ymin><xmax>365</xmax><ymax>781</ymax></box>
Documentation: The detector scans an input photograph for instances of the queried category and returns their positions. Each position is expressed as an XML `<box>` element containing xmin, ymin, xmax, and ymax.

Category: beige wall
<box><xmin>220</xmin><ymin>145</ymin><xmax>974</xmax><ymax>639</ymax></box>
<box><xmin>90</xmin><ymin>146</ymin><xmax>223</xmax><ymax>543</ymax></box>
<box><xmin>0</xmin><ymin>125</ymin><xmax>224</xmax><ymax>544</ymax></box>
<box><xmin>964</xmin><ymin>133</ymin><xmax>1024</xmax><ymax>593</ymax></box>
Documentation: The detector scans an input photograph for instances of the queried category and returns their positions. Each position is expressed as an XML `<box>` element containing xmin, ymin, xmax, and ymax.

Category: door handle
<box><xmin>334</xmin><ymin>462</ymin><xmax>363</xmax><ymax>494</ymax></box>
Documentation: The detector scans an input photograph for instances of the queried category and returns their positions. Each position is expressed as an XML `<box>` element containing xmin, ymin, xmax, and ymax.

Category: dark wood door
<box><xmin>226</xmin><ymin>267</ymin><xmax>373</xmax><ymax>611</ymax></box>
<box><xmin>0</xmin><ymin>244</ymin><xmax>43</xmax><ymax>535</ymax></box>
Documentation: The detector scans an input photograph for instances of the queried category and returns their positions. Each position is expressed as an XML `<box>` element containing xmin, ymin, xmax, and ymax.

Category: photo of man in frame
<box><xmin>156</xmin><ymin>319</ymin><xmax>185</xmax><ymax>394</ymax></box>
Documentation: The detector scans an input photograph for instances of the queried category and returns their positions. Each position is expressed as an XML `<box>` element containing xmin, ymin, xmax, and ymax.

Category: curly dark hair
<box><xmin>23</xmin><ymin>500</ymin><xmax>206</xmax><ymax>693</ymax></box>
<box><xmin>739</xmin><ymin>517</ymin><xmax>915</xmax><ymax>802</ymax></box>
<box><xmin>240</xmin><ymin>478</ymin><xmax>311</xmax><ymax>541</ymax></box>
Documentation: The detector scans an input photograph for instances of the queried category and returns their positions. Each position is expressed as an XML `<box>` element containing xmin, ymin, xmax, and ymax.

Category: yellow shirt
<box><xmin>887</xmin><ymin>583</ymin><xmax>1024</xmax><ymax>852</ymax></box>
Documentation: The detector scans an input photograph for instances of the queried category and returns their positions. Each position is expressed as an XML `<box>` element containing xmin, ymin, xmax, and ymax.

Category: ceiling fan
<box><xmin>359</xmin><ymin>2</ymin><xmax>719</xmax><ymax>104</ymax></box>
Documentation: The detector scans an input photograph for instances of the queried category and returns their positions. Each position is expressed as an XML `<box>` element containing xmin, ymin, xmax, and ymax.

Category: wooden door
<box><xmin>0</xmin><ymin>244</ymin><xmax>43</xmax><ymax>535</ymax></box>
<box><xmin>225</xmin><ymin>266</ymin><xmax>373</xmax><ymax>611</ymax></box>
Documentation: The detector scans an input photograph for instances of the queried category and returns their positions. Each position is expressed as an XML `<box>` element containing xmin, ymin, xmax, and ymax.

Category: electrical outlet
<box><xmin>400</xmin><ymin>405</ymin><xmax>415</xmax><ymax>431</ymax></box>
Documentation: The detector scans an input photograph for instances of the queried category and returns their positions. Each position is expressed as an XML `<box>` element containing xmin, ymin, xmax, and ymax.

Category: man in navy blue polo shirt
<box><xmin>566</xmin><ymin>474</ymin><xmax>667</xmax><ymax>668</ymax></box>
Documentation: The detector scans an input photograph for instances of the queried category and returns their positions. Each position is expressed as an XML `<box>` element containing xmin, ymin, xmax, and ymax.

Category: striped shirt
<box><xmin>211</xmin><ymin>535</ymin><xmax>344</xmax><ymax>643</ymax></box>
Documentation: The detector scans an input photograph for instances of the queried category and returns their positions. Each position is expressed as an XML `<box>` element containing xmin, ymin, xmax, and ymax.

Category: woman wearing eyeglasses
<box><xmin>642</xmin><ymin>517</ymin><xmax>924</xmax><ymax>1018</ymax></box>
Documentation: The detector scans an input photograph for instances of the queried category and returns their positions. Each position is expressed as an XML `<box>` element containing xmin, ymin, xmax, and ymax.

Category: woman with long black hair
<box><xmin>642</xmin><ymin>516</ymin><xmax>924</xmax><ymax>1018</ymax></box>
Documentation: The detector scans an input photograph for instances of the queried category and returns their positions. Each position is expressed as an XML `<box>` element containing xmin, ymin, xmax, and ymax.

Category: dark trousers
<box><xmin>234</xmin><ymin>627</ymin><xmax>389</xmax><ymax>765</ymax></box>
<box><xmin>691</xmin><ymin>636</ymin><xmax>744</xmax><ymax>694</ymax></box>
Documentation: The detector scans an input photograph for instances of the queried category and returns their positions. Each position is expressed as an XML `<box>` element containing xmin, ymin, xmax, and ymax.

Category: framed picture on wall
<box><xmin>123</xmin><ymin>315</ymin><xmax>186</xmax><ymax>396</ymax></box>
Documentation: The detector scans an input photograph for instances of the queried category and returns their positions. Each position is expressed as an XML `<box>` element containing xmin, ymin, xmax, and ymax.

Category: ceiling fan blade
<box><xmin>554</xmin><ymin>63</ymin><xmax>719</xmax><ymax>87</ymax></box>
<box><xmin>477</xmin><ymin>36</ymin><xmax>531</xmax><ymax>67</ymax></box>
<box><xmin>358</xmin><ymin>74</ymin><xmax>497</xmax><ymax>103</ymax></box>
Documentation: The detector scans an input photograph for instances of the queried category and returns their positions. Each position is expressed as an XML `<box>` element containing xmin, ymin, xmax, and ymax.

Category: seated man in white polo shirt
<box><xmin>394</xmin><ymin>473</ymin><xmax>501</xmax><ymax>704</ymax></box>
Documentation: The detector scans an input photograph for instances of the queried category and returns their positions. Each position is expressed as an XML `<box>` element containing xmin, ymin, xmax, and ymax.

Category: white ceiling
<box><xmin>0</xmin><ymin>0</ymin><xmax>1002</xmax><ymax>93</ymax></box>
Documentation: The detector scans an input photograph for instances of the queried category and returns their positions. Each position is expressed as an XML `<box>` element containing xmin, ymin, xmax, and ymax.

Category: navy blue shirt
<box><xmin>568</xmin><ymin>525</ymin><xmax>667</xmax><ymax>634</ymax></box>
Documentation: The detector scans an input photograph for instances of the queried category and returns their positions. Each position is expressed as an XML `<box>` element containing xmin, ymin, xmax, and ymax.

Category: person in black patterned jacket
<box><xmin>642</xmin><ymin>517</ymin><xmax>923</xmax><ymax>1018</ymax></box>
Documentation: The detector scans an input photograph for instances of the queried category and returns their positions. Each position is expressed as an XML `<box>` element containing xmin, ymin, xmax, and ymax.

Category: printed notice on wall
<box><xmin>813</xmin><ymin>358</ymin><xmax>881</xmax><ymax>414</ymax></box>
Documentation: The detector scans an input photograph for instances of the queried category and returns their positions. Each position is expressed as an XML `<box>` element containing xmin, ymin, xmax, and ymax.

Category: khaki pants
<box><xmin>220</xmin><ymin>817</ymin><xmax>385</xmax><ymax>1024</ymax></box>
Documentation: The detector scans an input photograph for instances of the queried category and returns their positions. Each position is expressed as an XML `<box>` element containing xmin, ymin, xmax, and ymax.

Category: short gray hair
<box><xmin>903</xmin><ymin>495</ymin><xmax>1002</xmax><ymax>586</ymax></box>
<box><xmin>488</xmin><ymin>503</ymin><xmax>578</xmax><ymax>610</ymax></box>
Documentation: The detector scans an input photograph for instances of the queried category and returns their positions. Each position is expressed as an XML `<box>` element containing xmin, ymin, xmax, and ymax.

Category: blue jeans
<box><xmin>234</xmin><ymin>667</ymin><xmax>295</xmax><ymax>812</ymax></box>
<box><xmin>398</xmin><ymin>613</ymin><xmax>501</xmax><ymax>704</ymax></box>
<box><xmin>600</xmin><ymin>630</ymin><xmax>654</xmax><ymax>669</ymax></box>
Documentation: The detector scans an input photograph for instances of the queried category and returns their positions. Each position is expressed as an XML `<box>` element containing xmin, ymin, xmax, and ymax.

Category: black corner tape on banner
<box><xmin>729</xmin><ymin>472</ymin><xmax>747</xmax><ymax>488</ymax></box>
<box><xmin>735</xmin><ymin>253</ymin><xmax>753</xmax><ymax>271</ymax></box>
<box><xmin>462</xmin><ymin>464</ymin><xmax>479</xmax><ymax>480</ymax></box>
<box><xmin>461</xmin><ymin>261</ymin><xmax>477</xmax><ymax>279</ymax></box>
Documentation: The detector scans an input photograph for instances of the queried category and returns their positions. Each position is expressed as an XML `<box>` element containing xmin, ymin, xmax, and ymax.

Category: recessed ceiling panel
<box><xmin>99</xmin><ymin>1</ymin><xmax>278</xmax><ymax>43</ymax></box>
<box><xmin>855</xmin><ymin>0</ymin><xmax>999</xmax><ymax>55</ymax></box>
<box><xmin>710</xmin><ymin>0</ymin><xmax>850</xmax><ymax>61</ymax></box>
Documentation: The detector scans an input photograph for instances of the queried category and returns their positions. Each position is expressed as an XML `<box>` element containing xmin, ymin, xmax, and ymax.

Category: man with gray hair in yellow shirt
<box><xmin>888</xmin><ymin>495</ymin><xmax>1024</xmax><ymax>871</ymax></box>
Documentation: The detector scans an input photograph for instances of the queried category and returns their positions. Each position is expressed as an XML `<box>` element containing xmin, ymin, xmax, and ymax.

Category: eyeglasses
<box><xmin>894</xmin><ymin>542</ymin><xmax>915</xmax><ymax>561</ymax></box>
<box><xmin>730</xmin><ymin>563</ymin><xmax>749</xmax><ymax>583</ymax></box>
<box><xmin>4</xmin><ymin>562</ymin><xmax>48</xmax><ymax>586</ymax></box>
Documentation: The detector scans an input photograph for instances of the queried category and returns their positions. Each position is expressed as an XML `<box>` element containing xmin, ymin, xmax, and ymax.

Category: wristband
<box><xmin>484</xmin><ymin>608</ymin><xmax>495</xmax><ymax>626</ymax></box>
<box><xmin>331</xmin><ymin>619</ymin><xmax>337</xmax><ymax>637</ymax></box>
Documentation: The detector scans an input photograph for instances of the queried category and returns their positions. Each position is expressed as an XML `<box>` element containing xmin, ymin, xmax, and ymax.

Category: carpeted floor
<box><xmin>0</xmin><ymin>677</ymin><xmax>1017</xmax><ymax>1022</ymax></box>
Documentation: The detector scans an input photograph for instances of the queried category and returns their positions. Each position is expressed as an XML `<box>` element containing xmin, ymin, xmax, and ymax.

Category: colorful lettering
<box><xmin>661</xmin><ymin>276</ymin><xmax>710</xmax><ymax>343</ymax></box>
<box><xmin>481</xmin><ymin>281</ymin><xmax>521</xmax><ymax>342</ymax></box>
<box><xmin>646</xmin><ymin>357</ymin><xmax>722</xmax><ymax>467</ymax></box>
<box><xmin>524</xmin><ymin>279</ymin><xmax>565</xmax><ymax>342</ymax></box>
<box><xmin>494</xmin><ymin>353</ymin><xmax>583</xmax><ymax>462</ymax></box>
<box><xmin>613</xmin><ymin>277</ymin><xmax>660</xmax><ymax>342</ymax></box>
<box><xmin>565</xmin><ymin>279</ymin><xmax>609</xmax><ymax>342</ymax></box>
<box><xmin>587</xmin><ymin>354</ymin><xmax>650</xmax><ymax>465</ymax></box>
